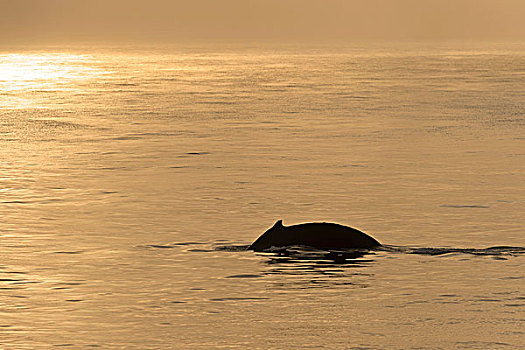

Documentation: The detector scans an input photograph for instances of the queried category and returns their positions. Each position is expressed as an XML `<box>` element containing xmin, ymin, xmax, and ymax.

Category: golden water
<box><xmin>0</xmin><ymin>44</ymin><xmax>524</xmax><ymax>349</ymax></box>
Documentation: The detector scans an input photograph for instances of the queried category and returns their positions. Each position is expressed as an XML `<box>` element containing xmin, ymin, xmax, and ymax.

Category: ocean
<box><xmin>0</xmin><ymin>43</ymin><xmax>524</xmax><ymax>349</ymax></box>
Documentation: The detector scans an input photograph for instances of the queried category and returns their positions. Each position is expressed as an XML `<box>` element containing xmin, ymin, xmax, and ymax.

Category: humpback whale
<box><xmin>249</xmin><ymin>220</ymin><xmax>381</xmax><ymax>252</ymax></box>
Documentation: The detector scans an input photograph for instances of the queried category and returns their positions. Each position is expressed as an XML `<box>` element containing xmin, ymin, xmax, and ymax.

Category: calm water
<box><xmin>0</xmin><ymin>44</ymin><xmax>524</xmax><ymax>349</ymax></box>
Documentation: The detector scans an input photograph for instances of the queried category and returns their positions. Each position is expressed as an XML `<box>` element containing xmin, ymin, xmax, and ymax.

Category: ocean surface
<box><xmin>0</xmin><ymin>43</ymin><xmax>524</xmax><ymax>349</ymax></box>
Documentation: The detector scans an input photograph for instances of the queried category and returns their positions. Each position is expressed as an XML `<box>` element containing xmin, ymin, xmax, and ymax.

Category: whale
<box><xmin>249</xmin><ymin>220</ymin><xmax>381</xmax><ymax>252</ymax></box>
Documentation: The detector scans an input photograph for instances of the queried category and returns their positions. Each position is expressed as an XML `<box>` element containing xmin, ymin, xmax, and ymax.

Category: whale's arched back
<box><xmin>249</xmin><ymin>220</ymin><xmax>381</xmax><ymax>251</ymax></box>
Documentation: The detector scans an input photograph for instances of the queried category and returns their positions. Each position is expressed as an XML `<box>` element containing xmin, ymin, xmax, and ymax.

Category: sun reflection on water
<box><xmin>0</xmin><ymin>53</ymin><xmax>102</xmax><ymax>109</ymax></box>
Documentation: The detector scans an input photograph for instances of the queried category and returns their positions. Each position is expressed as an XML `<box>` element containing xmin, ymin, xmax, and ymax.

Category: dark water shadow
<box><xmin>257</xmin><ymin>246</ymin><xmax>375</xmax><ymax>266</ymax></box>
<box><xmin>216</xmin><ymin>245</ymin><xmax>377</xmax><ymax>287</ymax></box>
<box><xmin>215</xmin><ymin>244</ymin><xmax>376</xmax><ymax>268</ymax></box>
<box><xmin>252</xmin><ymin>247</ymin><xmax>377</xmax><ymax>289</ymax></box>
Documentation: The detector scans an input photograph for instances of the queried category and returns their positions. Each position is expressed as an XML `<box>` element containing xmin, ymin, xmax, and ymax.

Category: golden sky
<box><xmin>1</xmin><ymin>0</ymin><xmax>524</xmax><ymax>44</ymax></box>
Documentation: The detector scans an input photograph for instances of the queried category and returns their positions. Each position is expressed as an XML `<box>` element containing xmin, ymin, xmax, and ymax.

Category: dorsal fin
<box><xmin>273</xmin><ymin>219</ymin><xmax>283</xmax><ymax>228</ymax></box>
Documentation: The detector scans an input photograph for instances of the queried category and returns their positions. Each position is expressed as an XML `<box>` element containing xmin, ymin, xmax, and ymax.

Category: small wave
<box><xmin>141</xmin><ymin>242</ymin><xmax>206</xmax><ymax>249</ymax></box>
<box><xmin>186</xmin><ymin>151</ymin><xmax>210</xmax><ymax>155</ymax></box>
<box><xmin>225</xmin><ymin>274</ymin><xmax>263</xmax><ymax>279</ymax></box>
<box><xmin>210</xmin><ymin>297</ymin><xmax>269</xmax><ymax>302</ymax></box>
<box><xmin>440</xmin><ymin>204</ymin><xmax>490</xmax><ymax>209</ymax></box>
<box><xmin>214</xmin><ymin>245</ymin><xmax>251</xmax><ymax>252</ymax></box>
<box><xmin>112</xmin><ymin>136</ymin><xmax>143</xmax><ymax>141</ymax></box>
<box><xmin>146</xmin><ymin>245</ymin><xmax>174</xmax><ymax>249</ymax></box>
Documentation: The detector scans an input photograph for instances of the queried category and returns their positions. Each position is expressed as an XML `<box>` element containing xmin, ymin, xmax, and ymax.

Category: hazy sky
<box><xmin>1</xmin><ymin>0</ymin><xmax>524</xmax><ymax>44</ymax></box>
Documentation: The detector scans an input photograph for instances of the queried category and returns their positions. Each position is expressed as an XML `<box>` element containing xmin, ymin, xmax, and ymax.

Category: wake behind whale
<box><xmin>215</xmin><ymin>243</ymin><xmax>525</xmax><ymax>258</ymax></box>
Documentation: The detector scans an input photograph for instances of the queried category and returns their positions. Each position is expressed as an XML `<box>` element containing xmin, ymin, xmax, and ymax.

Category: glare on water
<box><xmin>0</xmin><ymin>53</ymin><xmax>103</xmax><ymax>109</ymax></box>
<box><xmin>0</xmin><ymin>44</ymin><xmax>524</xmax><ymax>349</ymax></box>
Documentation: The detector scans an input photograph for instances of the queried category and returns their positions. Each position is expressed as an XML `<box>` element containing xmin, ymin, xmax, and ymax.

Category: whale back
<box><xmin>249</xmin><ymin>220</ymin><xmax>381</xmax><ymax>251</ymax></box>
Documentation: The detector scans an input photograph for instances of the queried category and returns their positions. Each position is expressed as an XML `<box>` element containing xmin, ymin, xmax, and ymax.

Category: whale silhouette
<box><xmin>249</xmin><ymin>220</ymin><xmax>381</xmax><ymax>252</ymax></box>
